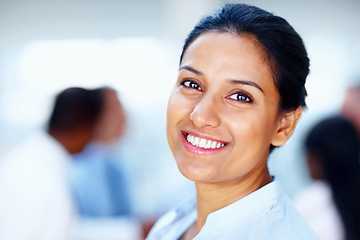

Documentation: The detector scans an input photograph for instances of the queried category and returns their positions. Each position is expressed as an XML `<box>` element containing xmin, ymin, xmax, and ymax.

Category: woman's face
<box><xmin>166</xmin><ymin>32</ymin><xmax>282</xmax><ymax>183</ymax></box>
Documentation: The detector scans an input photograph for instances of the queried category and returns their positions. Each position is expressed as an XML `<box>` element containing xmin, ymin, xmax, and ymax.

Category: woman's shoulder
<box><xmin>198</xmin><ymin>182</ymin><xmax>318</xmax><ymax>239</ymax></box>
<box><xmin>250</xmin><ymin>184</ymin><xmax>319</xmax><ymax>239</ymax></box>
<box><xmin>146</xmin><ymin>196</ymin><xmax>196</xmax><ymax>240</ymax></box>
<box><xmin>225</xmin><ymin>182</ymin><xmax>319</xmax><ymax>239</ymax></box>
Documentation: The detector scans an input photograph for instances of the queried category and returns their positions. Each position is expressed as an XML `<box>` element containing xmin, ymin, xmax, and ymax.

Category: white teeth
<box><xmin>186</xmin><ymin>134</ymin><xmax>192</xmax><ymax>143</ymax></box>
<box><xmin>186</xmin><ymin>133</ymin><xmax>225</xmax><ymax>149</ymax></box>
<box><xmin>187</xmin><ymin>134</ymin><xmax>194</xmax><ymax>143</ymax></box>
<box><xmin>205</xmin><ymin>140</ymin><xmax>212</xmax><ymax>149</ymax></box>
<box><xmin>199</xmin><ymin>138</ymin><xmax>206</xmax><ymax>148</ymax></box>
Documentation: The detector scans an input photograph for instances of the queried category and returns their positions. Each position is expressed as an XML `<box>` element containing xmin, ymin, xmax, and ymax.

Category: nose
<box><xmin>190</xmin><ymin>94</ymin><xmax>221</xmax><ymax>129</ymax></box>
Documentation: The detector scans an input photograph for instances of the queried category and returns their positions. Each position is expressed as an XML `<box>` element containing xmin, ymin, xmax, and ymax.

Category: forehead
<box><xmin>183</xmin><ymin>31</ymin><xmax>268</xmax><ymax>66</ymax></box>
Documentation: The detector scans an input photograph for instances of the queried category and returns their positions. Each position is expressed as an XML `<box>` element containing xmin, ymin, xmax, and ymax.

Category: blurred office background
<box><xmin>0</xmin><ymin>0</ymin><xmax>359</xmax><ymax>239</ymax></box>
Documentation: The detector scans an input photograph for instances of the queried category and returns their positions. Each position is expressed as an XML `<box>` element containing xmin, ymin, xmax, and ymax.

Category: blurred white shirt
<box><xmin>0</xmin><ymin>130</ymin><xmax>75</xmax><ymax>240</ymax></box>
<box><xmin>295</xmin><ymin>180</ymin><xmax>344</xmax><ymax>240</ymax></box>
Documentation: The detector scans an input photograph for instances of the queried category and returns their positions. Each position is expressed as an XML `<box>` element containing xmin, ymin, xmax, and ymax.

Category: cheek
<box><xmin>231</xmin><ymin>119</ymin><xmax>261</xmax><ymax>151</ymax></box>
<box><xmin>166</xmin><ymin>92</ymin><xmax>188</xmax><ymax>151</ymax></box>
<box><xmin>220</xmin><ymin>115</ymin><xmax>274</xmax><ymax>178</ymax></box>
<box><xmin>227</xmin><ymin>109</ymin><xmax>277</xmax><ymax>150</ymax></box>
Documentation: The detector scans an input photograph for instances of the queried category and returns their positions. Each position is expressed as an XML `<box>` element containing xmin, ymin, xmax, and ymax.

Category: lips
<box><xmin>182</xmin><ymin>131</ymin><xmax>228</xmax><ymax>154</ymax></box>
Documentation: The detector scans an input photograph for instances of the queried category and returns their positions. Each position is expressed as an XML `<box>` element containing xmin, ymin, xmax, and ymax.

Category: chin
<box><xmin>176</xmin><ymin>159</ymin><xmax>215</xmax><ymax>182</ymax></box>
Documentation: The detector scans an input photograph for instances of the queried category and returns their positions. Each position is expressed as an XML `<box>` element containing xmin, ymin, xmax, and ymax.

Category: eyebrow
<box><xmin>179</xmin><ymin>65</ymin><xmax>204</xmax><ymax>76</ymax></box>
<box><xmin>180</xmin><ymin>65</ymin><xmax>264</xmax><ymax>94</ymax></box>
<box><xmin>229</xmin><ymin>79</ymin><xmax>264</xmax><ymax>94</ymax></box>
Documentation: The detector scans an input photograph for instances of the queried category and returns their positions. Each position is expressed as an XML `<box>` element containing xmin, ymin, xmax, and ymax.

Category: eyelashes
<box><xmin>227</xmin><ymin>92</ymin><xmax>253</xmax><ymax>103</ymax></box>
<box><xmin>180</xmin><ymin>79</ymin><xmax>253</xmax><ymax>103</ymax></box>
<box><xmin>180</xmin><ymin>79</ymin><xmax>202</xmax><ymax>91</ymax></box>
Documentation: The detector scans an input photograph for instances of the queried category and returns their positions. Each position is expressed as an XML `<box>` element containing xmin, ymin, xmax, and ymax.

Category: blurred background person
<box><xmin>0</xmin><ymin>87</ymin><xmax>101</xmax><ymax>240</ymax></box>
<box><xmin>295</xmin><ymin>115</ymin><xmax>360</xmax><ymax>240</ymax></box>
<box><xmin>341</xmin><ymin>84</ymin><xmax>360</xmax><ymax>135</ymax></box>
<box><xmin>70</xmin><ymin>87</ymin><xmax>131</xmax><ymax>217</ymax></box>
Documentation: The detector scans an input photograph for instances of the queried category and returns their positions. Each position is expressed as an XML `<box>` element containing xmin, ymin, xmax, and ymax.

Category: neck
<box><xmin>194</xmin><ymin>168</ymin><xmax>272</xmax><ymax>233</ymax></box>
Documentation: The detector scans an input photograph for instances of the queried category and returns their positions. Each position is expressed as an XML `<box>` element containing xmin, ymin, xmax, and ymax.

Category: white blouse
<box><xmin>146</xmin><ymin>181</ymin><xmax>319</xmax><ymax>240</ymax></box>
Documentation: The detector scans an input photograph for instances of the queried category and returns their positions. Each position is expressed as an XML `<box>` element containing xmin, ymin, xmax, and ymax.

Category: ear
<box><xmin>271</xmin><ymin>106</ymin><xmax>302</xmax><ymax>147</ymax></box>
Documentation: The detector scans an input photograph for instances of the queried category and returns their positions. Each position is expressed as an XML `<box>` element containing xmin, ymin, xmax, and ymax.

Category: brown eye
<box><xmin>228</xmin><ymin>92</ymin><xmax>252</xmax><ymax>102</ymax></box>
<box><xmin>181</xmin><ymin>80</ymin><xmax>202</xmax><ymax>91</ymax></box>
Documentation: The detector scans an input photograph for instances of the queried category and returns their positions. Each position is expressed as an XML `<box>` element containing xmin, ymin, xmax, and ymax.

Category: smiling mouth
<box><xmin>184</xmin><ymin>132</ymin><xmax>227</xmax><ymax>149</ymax></box>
